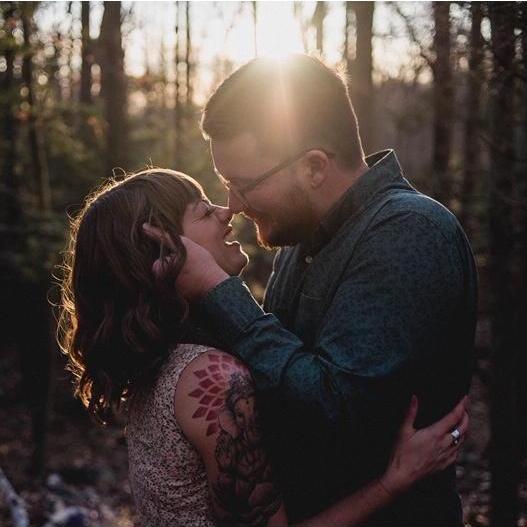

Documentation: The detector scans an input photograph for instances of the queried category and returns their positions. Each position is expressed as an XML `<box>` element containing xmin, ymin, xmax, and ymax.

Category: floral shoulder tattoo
<box><xmin>189</xmin><ymin>353</ymin><xmax>282</xmax><ymax>526</ymax></box>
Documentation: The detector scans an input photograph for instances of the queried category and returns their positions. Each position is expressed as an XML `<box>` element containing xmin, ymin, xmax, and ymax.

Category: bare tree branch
<box><xmin>0</xmin><ymin>467</ymin><xmax>29</xmax><ymax>527</ymax></box>
<box><xmin>389</xmin><ymin>2</ymin><xmax>435</xmax><ymax>68</ymax></box>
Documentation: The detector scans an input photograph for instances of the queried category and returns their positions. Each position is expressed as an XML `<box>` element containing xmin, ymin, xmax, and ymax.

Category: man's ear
<box><xmin>303</xmin><ymin>150</ymin><xmax>330</xmax><ymax>189</ymax></box>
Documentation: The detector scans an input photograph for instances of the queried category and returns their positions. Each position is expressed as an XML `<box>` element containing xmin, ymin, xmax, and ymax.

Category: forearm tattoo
<box><xmin>189</xmin><ymin>353</ymin><xmax>282</xmax><ymax>526</ymax></box>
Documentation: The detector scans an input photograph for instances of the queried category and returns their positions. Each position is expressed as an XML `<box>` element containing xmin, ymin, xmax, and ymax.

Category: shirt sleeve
<box><xmin>195</xmin><ymin>211</ymin><xmax>467</xmax><ymax>474</ymax></box>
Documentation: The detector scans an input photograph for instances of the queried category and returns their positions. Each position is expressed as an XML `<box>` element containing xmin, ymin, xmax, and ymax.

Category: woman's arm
<box><xmin>296</xmin><ymin>395</ymin><xmax>468</xmax><ymax>527</ymax></box>
<box><xmin>175</xmin><ymin>349</ymin><xmax>288</xmax><ymax>526</ymax></box>
<box><xmin>175</xmin><ymin>349</ymin><xmax>468</xmax><ymax>527</ymax></box>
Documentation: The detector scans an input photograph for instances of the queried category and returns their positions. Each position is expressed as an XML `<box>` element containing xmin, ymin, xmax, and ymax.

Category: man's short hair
<box><xmin>201</xmin><ymin>54</ymin><xmax>364</xmax><ymax>169</ymax></box>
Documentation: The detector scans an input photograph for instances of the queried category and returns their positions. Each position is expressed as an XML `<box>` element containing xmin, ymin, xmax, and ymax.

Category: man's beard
<box><xmin>246</xmin><ymin>187</ymin><xmax>317</xmax><ymax>249</ymax></box>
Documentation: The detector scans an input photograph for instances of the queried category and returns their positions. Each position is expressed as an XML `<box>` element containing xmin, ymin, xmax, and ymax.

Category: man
<box><xmin>173</xmin><ymin>56</ymin><xmax>477</xmax><ymax>525</ymax></box>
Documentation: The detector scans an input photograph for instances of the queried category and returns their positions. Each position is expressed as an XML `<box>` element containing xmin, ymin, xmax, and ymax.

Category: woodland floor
<box><xmin>1</xmin><ymin>330</ymin><xmax>526</xmax><ymax>527</ymax></box>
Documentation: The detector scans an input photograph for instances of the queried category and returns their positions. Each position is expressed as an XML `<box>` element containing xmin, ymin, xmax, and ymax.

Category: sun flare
<box><xmin>253</xmin><ymin>3</ymin><xmax>305</xmax><ymax>59</ymax></box>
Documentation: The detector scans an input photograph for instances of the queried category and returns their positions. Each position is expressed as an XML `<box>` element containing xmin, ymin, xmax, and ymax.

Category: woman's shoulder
<box><xmin>173</xmin><ymin>347</ymin><xmax>252</xmax><ymax>442</ymax></box>
<box><xmin>176</xmin><ymin>345</ymin><xmax>247</xmax><ymax>376</ymax></box>
<box><xmin>174</xmin><ymin>346</ymin><xmax>250</xmax><ymax>406</ymax></box>
<box><xmin>167</xmin><ymin>344</ymin><xmax>247</xmax><ymax>381</ymax></box>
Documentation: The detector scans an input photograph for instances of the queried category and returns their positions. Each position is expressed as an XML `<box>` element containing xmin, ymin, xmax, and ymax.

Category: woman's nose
<box><xmin>214</xmin><ymin>205</ymin><xmax>233</xmax><ymax>223</ymax></box>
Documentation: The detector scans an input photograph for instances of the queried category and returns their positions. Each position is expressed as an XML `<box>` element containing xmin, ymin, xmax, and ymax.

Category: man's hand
<box><xmin>143</xmin><ymin>223</ymin><xmax>229</xmax><ymax>300</ymax></box>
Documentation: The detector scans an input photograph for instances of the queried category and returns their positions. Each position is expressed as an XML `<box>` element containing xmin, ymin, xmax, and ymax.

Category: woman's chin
<box><xmin>231</xmin><ymin>251</ymin><xmax>249</xmax><ymax>276</ymax></box>
<box><xmin>219</xmin><ymin>245</ymin><xmax>249</xmax><ymax>276</ymax></box>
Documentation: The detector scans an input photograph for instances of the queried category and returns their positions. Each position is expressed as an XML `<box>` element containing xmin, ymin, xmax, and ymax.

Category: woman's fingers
<box><xmin>431</xmin><ymin>432</ymin><xmax>466</xmax><ymax>474</ymax></box>
<box><xmin>427</xmin><ymin>395</ymin><xmax>468</xmax><ymax>437</ymax></box>
<box><xmin>143</xmin><ymin>223</ymin><xmax>177</xmax><ymax>250</ymax></box>
<box><xmin>438</xmin><ymin>449</ymin><xmax>460</xmax><ymax>472</ymax></box>
<box><xmin>437</xmin><ymin>410</ymin><xmax>469</xmax><ymax>453</ymax></box>
<box><xmin>152</xmin><ymin>252</ymin><xmax>179</xmax><ymax>278</ymax></box>
<box><xmin>457</xmin><ymin>409</ymin><xmax>470</xmax><ymax>436</ymax></box>
<box><xmin>398</xmin><ymin>395</ymin><xmax>419</xmax><ymax>438</ymax></box>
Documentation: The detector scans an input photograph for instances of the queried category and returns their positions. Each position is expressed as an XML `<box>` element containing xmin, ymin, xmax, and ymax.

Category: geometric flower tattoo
<box><xmin>188</xmin><ymin>353</ymin><xmax>242</xmax><ymax>436</ymax></box>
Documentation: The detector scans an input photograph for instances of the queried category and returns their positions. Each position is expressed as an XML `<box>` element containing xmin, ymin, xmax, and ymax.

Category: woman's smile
<box><xmin>182</xmin><ymin>200</ymin><xmax>248</xmax><ymax>276</ymax></box>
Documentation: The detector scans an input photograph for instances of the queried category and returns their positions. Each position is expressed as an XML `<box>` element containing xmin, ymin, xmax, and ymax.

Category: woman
<box><xmin>59</xmin><ymin>168</ymin><xmax>468</xmax><ymax>527</ymax></box>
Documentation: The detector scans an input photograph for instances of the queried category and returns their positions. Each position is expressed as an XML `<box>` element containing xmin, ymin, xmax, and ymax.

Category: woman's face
<box><xmin>182</xmin><ymin>199</ymin><xmax>248</xmax><ymax>276</ymax></box>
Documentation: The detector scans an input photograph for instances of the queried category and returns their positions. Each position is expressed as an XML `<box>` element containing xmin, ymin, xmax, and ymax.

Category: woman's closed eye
<box><xmin>192</xmin><ymin>202</ymin><xmax>215</xmax><ymax>222</ymax></box>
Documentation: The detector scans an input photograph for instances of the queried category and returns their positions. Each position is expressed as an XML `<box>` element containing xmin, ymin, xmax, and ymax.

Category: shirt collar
<box><xmin>302</xmin><ymin>149</ymin><xmax>414</xmax><ymax>256</ymax></box>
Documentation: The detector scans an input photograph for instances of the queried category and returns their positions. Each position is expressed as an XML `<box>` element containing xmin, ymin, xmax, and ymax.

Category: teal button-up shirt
<box><xmin>196</xmin><ymin>150</ymin><xmax>478</xmax><ymax>526</ymax></box>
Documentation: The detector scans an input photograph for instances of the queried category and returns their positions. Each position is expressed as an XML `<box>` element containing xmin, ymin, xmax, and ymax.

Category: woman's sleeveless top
<box><xmin>126</xmin><ymin>343</ymin><xmax>215</xmax><ymax>527</ymax></box>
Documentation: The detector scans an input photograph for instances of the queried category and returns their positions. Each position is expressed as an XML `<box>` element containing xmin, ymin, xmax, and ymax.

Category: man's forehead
<box><xmin>211</xmin><ymin>133</ymin><xmax>265</xmax><ymax>173</ymax></box>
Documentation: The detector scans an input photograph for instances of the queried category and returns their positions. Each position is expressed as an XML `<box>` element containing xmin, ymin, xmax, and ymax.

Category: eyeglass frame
<box><xmin>214</xmin><ymin>147</ymin><xmax>335</xmax><ymax>206</ymax></box>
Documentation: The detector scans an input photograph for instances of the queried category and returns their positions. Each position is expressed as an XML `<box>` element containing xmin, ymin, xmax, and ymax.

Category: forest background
<box><xmin>0</xmin><ymin>1</ymin><xmax>526</xmax><ymax>526</ymax></box>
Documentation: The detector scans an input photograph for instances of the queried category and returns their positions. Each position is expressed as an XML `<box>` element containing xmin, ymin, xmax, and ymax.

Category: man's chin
<box><xmin>244</xmin><ymin>215</ymin><xmax>277</xmax><ymax>249</ymax></box>
<box><xmin>255</xmin><ymin>222</ymin><xmax>296</xmax><ymax>249</ymax></box>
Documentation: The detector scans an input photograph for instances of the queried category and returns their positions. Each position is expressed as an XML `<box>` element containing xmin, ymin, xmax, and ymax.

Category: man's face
<box><xmin>211</xmin><ymin>132</ymin><xmax>317</xmax><ymax>248</ymax></box>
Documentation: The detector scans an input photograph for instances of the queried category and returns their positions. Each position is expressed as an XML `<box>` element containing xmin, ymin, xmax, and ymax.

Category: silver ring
<box><xmin>451</xmin><ymin>428</ymin><xmax>461</xmax><ymax>446</ymax></box>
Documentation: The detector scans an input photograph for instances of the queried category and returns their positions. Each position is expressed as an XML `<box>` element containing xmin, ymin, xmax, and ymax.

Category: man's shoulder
<box><xmin>372</xmin><ymin>189</ymin><xmax>463</xmax><ymax>240</ymax></box>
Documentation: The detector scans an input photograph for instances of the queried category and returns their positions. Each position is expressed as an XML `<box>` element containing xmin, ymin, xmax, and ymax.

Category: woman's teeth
<box><xmin>224</xmin><ymin>228</ymin><xmax>235</xmax><ymax>245</ymax></box>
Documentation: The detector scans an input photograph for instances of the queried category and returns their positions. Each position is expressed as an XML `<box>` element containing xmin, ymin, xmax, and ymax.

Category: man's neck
<box><xmin>314</xmin><ymin>160</ymin><xmax>369</xmax><ymax>222</ymax></box>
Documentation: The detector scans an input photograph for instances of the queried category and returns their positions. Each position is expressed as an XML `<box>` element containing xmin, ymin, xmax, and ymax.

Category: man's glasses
<box><xmin>215</xmin><ymin>148</ymin><xmax>333</xmax><ymax>207</ymax></box>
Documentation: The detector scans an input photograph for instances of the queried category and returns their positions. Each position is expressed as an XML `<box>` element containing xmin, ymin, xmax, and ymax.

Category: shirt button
<box><xmin>305</xmin><ymin>255</ymin><xmax>313</xmax><ymax>264</ymax></box>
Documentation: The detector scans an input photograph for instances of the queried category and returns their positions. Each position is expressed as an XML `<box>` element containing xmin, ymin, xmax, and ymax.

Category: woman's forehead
<box><xmin>189</xmin><ymin>197</ymin><xmax>211</xmax><ymax>211</ymax></box>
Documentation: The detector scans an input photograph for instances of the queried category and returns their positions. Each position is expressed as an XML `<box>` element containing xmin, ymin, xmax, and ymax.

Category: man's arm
<box><xmin>195</xmin><ymin>212</ymin><xmax>467</xmax><ymax>420</ymax></box>
<box><xmin>175</xmin><ymin>349</ymin><xmax>468</xmax><ymax>527</ymax></box>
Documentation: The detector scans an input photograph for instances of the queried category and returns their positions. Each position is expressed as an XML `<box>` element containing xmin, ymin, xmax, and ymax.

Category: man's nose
<box><xmin>215</xmin><ymin>205</ymin><xmax>234</xmax><ymax>223</ymax></box>
<box><xmin>227</xmin><ymin>191</ymin><xmax>245</xmax><ymax>215</ymax></box>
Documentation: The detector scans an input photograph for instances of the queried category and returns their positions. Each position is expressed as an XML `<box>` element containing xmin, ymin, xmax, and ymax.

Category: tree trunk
<box><xmin>20</xmin><ymin>2</ymin><xmax>54</xmax><ymax>479</ymax></box>
<box><xmin>488</xmin><ymin>4</ymin><xmax>520</xmax><ymax>527</ymax></box>
<box><xmin>352</xmin><ymin>2</ymin><xmax>374</xmax><ymax>153</ymax></box>
<box><xmin>18</xmin><ymin>280</ymin><xmax>54</xmax><ymax>479</ymax></box>
<box><xmin>0</xmin><ymin>2</ymin><xmax>23</xmax><ymax>349</ymax></box>
<box><xmin>48</xmin><ymin>30</ymin><xmax>62</xmax><ymax>102</ymax></box>
<box><xmin>313</xmin><ymin>2</ymin><xmax>326</xmax><ymax>55</ymax></box>
<box><xmin>0</xmin><ymin>3</ymin><xmax>21</xmax><ymax>228</ymax></box>
<box><xmin>160</xmin><ymin>38</ymin><xmax>171</xmax><ymax>163</ymax></box>
<box><xmin>185</xmin><ymin>1</ymin><xmax>192</xmax><ymax>108</ymax></box>
<box><xmin>174</xmin><ymin>0</ymin><xmax>182</xmax><ymax>166</ymax></box>
<box><xmin>159</xmin><ymin>38</ymin><xmax>167</xmax><ymax>110</ymax></box>
<box><xmin>99</xmin><ymin>1</ymin><xmax>128</xmax><ymax>175</ymax></box>
<box><xmin>80</xmin><ymin>0</ymin><xmax>92</xmax><ymax>105</ymax></box>
<box><xmin>432</xmin><ymin>1</ymin><xmax>453</xmax><ymax>206</ymax></box>
<box><xmin>516</xmin><ymin>1</ymin><xmax>527</xmax><ymax>463</ymax></box>
<box><xmin>343</xmin><ymin>1</ymin><xmax>353</xmax><ymax>68</ymax></box>
<box><xmin>21</xmin><ymin>2</ymin><xmax>51</xmax><ymax>213</ymax></box>
<box><xmin>293</xmin><ymin>3</ymin><xmax>308</xmax><ymax>53</ymax></box>
<box><xmin>460</xmin><ymin>2</ymin><xmax>483</xmax><ymax>232</ymax></box>
<box><xmin>252</xmin><ymin>1</ymin><xmax>258</xmax><ymax>56</ymax></box>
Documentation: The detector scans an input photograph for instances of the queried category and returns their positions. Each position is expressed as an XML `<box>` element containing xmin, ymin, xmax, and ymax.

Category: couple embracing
<box><xmin>60</xmin><ymin>55</ymin><xmax>477</xmax><ymax>526</ymax></box>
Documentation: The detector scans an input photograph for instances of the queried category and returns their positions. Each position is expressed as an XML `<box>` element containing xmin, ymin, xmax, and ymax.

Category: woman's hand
<box><xmin>379</xmin><ymin>395</ymin><xmax>469</xmax><ymax>497</ymax></box>
<box><xmin>143</xmin><ymin>224</ymin><xmax>228</xmax><ymax>299</ymax></box>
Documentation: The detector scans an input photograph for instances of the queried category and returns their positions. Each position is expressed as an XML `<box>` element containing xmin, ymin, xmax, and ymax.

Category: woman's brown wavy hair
<box><xmin>58</xmin><ymin>169</ymin><xmax>204</xmax><ymax>424</ymax></box>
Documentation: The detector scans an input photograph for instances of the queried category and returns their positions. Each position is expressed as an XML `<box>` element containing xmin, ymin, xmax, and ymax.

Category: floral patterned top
<box><xmin>126</xmin><ymin>344</ymin><xmax>216</xmax><ymax>527</ymax></box>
